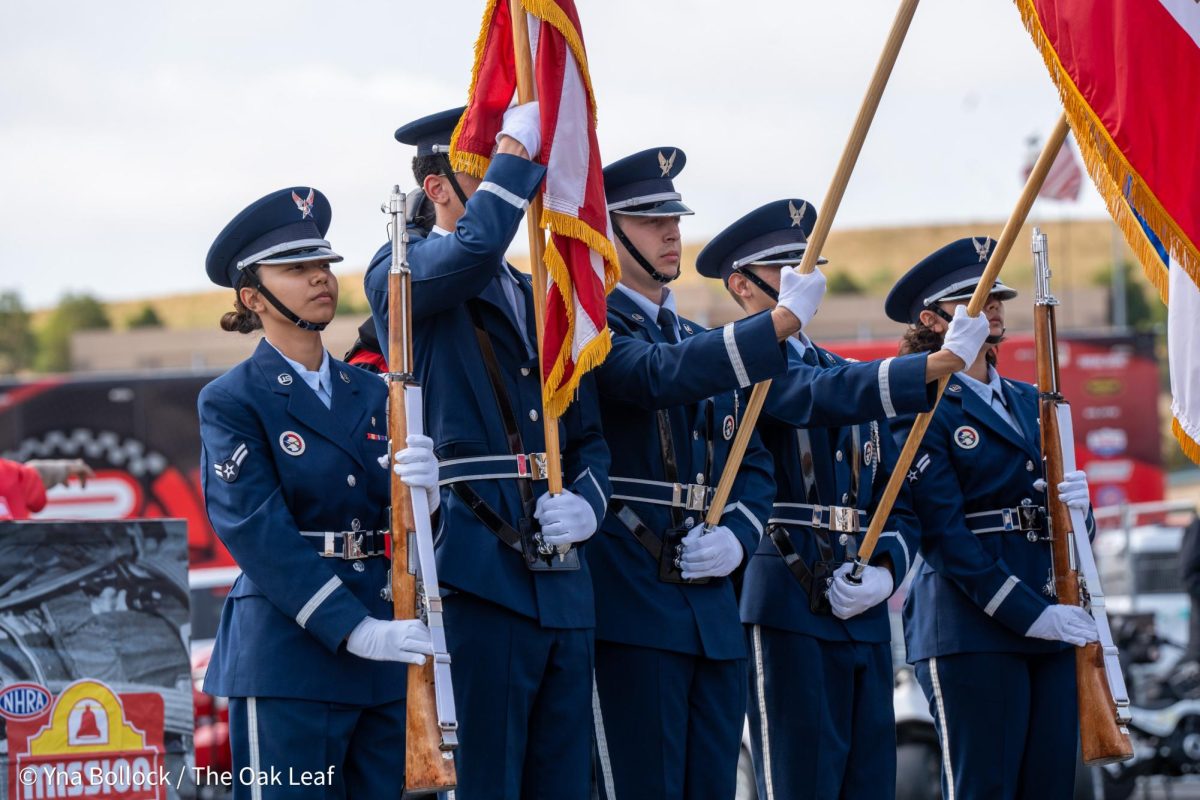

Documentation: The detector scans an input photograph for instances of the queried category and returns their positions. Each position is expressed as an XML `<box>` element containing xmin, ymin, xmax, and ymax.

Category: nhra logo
<box><xmin>0</xmin><ymin>683</ymin><xmax>52</xmax><ymax>721</ymax></box>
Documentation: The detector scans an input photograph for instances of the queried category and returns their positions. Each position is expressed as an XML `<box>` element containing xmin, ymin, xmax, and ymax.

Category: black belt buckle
<box><xmin>519</xmin><ymin>517</ymin><xmax>581</xmax><ymax>572</ymax></box>
<box><xmin>658</xmin><ymin>525</ymin><xmax>711</xmax><ymax>585</ymax></box>
<box><xmin>808</xmin><ymin>560</ymin><xmax>834</xmax><ymax>615</ymax></box>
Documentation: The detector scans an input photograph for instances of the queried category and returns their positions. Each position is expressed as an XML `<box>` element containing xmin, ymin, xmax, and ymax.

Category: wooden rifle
<box><xmin>1033</xmin><ymin>227</ymin><xmax>1133</xmax><ymax>765</ymax></box>
<box><xmin>385</xmin><ymin>186</ymin><xmax>458</xmax><ymax>791</ymax></box>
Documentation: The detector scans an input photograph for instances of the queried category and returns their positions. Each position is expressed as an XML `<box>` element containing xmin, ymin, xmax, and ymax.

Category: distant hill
<box><xmin>44</xmin><ymin>217</ymin><xmax>1147</xmax><ymax>332</ymax></box>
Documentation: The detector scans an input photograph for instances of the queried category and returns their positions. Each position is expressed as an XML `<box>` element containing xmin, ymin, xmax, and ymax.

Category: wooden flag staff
<box><xmin>509</xmin><ymin>0</ymin><xmax>564</xmax><ymax>496</ymax></box>
<box><xmin>704</xmin><ymin>0</ymin><xmax>922</xmax><ymax>531</ymax></box>
<box><xmin>850</xmin><ymin>113</ymin><xmax>1070</xmax><ymax>573</ymax></box>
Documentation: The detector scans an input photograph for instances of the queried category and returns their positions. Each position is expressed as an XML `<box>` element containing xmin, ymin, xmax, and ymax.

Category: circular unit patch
<box><xmin>953</xmin><ymin>426</ymin><xmax>980</xmax><ymax>450</ymax></box>
<box><xmin>279</xmin><ymin>431</ymin><xmax>307</xmax><ymax>456</ymax></box>
<box><xmin>722</xmin><ymin>415</ymin><xmax>736</xmax><ymax>440</ymax></box>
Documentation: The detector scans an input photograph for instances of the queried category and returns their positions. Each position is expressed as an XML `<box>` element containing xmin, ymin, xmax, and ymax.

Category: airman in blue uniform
<box><xmin>887</xmin><ymin>238</ymin><xmax>1100</xmax><ymax>800</ymax></box>
<box><xmin>696</xmin><ymin>200</ymin><xmax>990</xmax><ymax>799</ymax></box>
<box><xmin>364</xmin><ymin>105</ymin><xmax>612</xmax><ymax>800</ymax></box>
<box><xmin>200</xmin><ymin>187</ymin><xmax>438</xmax><ymax>798</ymax></box>
<box><xmin>589</xmin><ymin>151</ymin><xmax>826</xmax><ymax>799</ymax></box>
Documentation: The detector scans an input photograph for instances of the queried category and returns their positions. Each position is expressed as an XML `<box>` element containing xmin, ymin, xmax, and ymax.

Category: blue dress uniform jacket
<box><xmin>590</xmin><ymin>289</ymin><xmax>784</xmax><ymax>799</ymax></box>
<box><xmin>896</xmin><ymin>373</ymin><xmax>1096</xmax><ymax>662</ymax></box>
<box><xmin>200</xmin><ymin>340</ymin><xmax>404</xmax><ymax>705</ymax></box>
<box><xmin>740</xmin><ymin>344</ymin><xmax>934</xmax><ymax>800</ymax></box>
<box><xmin>741</xmin><ymin>345</ymin><xmax>934</xmax><ymax>641</ymax></box>
<box><xmin>897</xmin><ymin>372</ymin><xmax>1096</xmax><ymax>800</ymax></box>
<box><xmin>591</xmin><ymin>290</ymin><xmax>785</xmax><ymax>660</ymax></box>
<box><xmin>364</xmin><ymin>154</ymin><xmax>611</xmax><ymax>630</ymax></box>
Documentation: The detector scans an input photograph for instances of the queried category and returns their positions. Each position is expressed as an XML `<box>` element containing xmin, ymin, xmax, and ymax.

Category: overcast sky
<box><xmin>0</xmin><ymin>0</ymin><xmax>1106</xmax><ymax>308</ymax></box>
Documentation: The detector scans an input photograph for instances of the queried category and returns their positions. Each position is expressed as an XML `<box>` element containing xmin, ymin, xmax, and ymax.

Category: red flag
<box><xmin>451</xmin><ymin>0</ymin><xmax>620</xmax><ymax>418</ymax></box>
<box><xmin>1015</xmin><ymin>0</ymin><xmax>1200</xmax><ymax>461</ymax></box>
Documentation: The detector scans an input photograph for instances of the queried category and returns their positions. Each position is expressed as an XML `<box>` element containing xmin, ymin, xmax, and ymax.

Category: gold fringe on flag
<box><xmin>449</xmin><ymin>0</ymin><xmax>502</xmax><ymax>179</ymax></box>
<box><xmin>1173</xmin><ymin>418</ymin><xmax>1200</xmax><ymax>466</ymax></box>
<box><xmin>1014</xmin><ymin>0</ymin><xmax>1196</xmax><ymax>303</ymax></box>
<box><xmin>539</xmin><ymin>207</ymin><xmax>621</xmax><ymax>417</ymax></box>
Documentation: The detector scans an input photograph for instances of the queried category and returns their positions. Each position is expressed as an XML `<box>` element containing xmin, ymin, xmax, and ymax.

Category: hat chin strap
<box><xmin>734</xmin><ymin>267</ymin><xmax>780</xmax><ymax>302</ymax></box>
<box><xmin>436</xmin><ymin>153</ymin><xmax>470</xmax><ymax>207</ymax></box>
<box><xmin>612</xmin><ymin>219</ymin><xmax>677</xmax><ymax>284</ymax></box>
<box><xmin>246</xmin><ymin>267</ymin><xmax>328</xmax><ymax>332</ymax></box>
<box><xmin>925</xmin><ymin>304</ymin><xmax>1004</xmax><ymax>345</ymax></box>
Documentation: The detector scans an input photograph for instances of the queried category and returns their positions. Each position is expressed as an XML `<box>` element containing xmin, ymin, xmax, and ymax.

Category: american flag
<box><xmin>1023</xmin><ymin>133</ymin><xmax>1083</xmax><ymax>202</ymax></box>
<box><xmin>450</xmin><ymin>0</ymin><xmax>618</xmax><ymax>417</ymax></box>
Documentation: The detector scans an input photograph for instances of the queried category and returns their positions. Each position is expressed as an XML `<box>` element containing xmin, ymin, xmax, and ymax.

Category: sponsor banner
<box><xmin>7</xmin><ymin>680</ymin><xmax>166</xmax><ymax>800</ymax></box>
<box><xmin>0</xmin><ymin>520</ymin><xmax>193</xmax><ymax>799</ymax></box>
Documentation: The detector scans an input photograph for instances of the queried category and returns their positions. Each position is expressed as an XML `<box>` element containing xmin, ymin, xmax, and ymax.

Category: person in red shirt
<box><xmin>0</xmin><ymin>458</ymin><xmax>93</xmax><ymax>520</ymax></box>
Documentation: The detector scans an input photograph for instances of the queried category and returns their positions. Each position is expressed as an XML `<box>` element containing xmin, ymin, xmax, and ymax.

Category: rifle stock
<box><xmin>386</xmin><ymin>187</ymin><xmax>457</xmax><ymax>792</ymax></box>
<box><xmin>1032</xmin><ymin>228</ymin><xmax>1132</xmax><ymax>766</ymax></box>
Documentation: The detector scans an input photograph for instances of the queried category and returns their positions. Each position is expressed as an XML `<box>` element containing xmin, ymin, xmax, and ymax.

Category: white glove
<box><xmin>1025</xmin><ymin>604</ymin><xmax>1099</xmax><ymax>646</ymax></box>
<box><xmin>775</xmin><ymin>266</ymin><xmax>826</xmax><ymax>329</ymax></box>
<box><xmin>1057</xmin><ymin>470</ymin><xmax>1090</xmax><ymax>511</ymax></box>
<box><xmin>941</xmin><ymin>306</ymin><xmax>990</xmax><ymax>368</ymax></box>
<box><xmin>497</xmin><ymin>101</ymin><xmax>541</xmax><ymax>159</ymax></box>
<box><xmin>390</xmin><ymin>434</ymin><xmax>440</xmax><ymax>514</ymax></box>
<box><xmin>533</xmin><ymin>490</ymin><xmax>598</xmax><ymax>547</ymax></box>
<box><xmin>678</xmin><ymin>524</ymin><xmax>744</xmax><ymax>580</ymax></box>
<box><xmin>828</xmin><ymin>562</ymin><xmax>894</xmax><ymax>620</ymax></box>
<box><xmin>346</xmin><ymin>617</ymin><xmax>434</xmax><ymax>665</ymax></box>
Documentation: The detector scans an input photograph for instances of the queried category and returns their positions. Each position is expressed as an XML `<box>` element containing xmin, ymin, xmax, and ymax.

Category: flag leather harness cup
<box><xmin>300</xmin><ymin>529</ymin><xmax>389</xmax><ymax>559</ymax></box>
<box><xmin>609</xmin><ymin>403</ymin><xmax>717</xmax><ymax>585</ymax></box>
<box><xmin>765</xmin><ymin>426</ymin><xmax>865</xmax><ymax>615</ymax></box>
<box><xmin>438</xmin><ymin>303</ymin><xmax>579</xmax><ymax>572</ymax></box>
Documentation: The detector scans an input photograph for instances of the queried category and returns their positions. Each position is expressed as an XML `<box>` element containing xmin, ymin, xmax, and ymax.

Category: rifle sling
<box><xmin>448</xmin><ymin>302</ymin><xmax>535</xmax><ymax>554</ymax></box>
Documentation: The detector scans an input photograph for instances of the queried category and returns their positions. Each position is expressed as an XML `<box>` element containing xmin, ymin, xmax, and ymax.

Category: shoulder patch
<box><xmin>722</xmin><ymin>414</ymin><xmax>736</xmax><ymax>440</ymax></box>
<box><xmin>214</xmin><ymin>442</ymin><xmax>249</xmax><ymax>482</ymax></box>
<box><xmin>953</xmin><ymin>426</ymin><xmax>980</xmax><ymax>450</ymax></box>
<box><xmin>907</xmin><ymin>452</ymin><xmax>932</xmax><ymax>483</ymax></box>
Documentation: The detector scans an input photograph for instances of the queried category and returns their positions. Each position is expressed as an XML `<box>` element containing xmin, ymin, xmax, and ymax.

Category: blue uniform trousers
<box><xmin>913</xmin><ymin>650</ymin><xmax>1078</xmax><ymax>800</ymax></box>
<box><xmin>228</xmin><ymin>696</ymin><xmax>405</xmax><ymax>799</ymax></box>
<box><xmin>592</xmin><ymin>641</ymin><xmax>747</xmax><ymax>800</ymax></box>
<box><xmin>746</xmin><ymin>626</ymin><xmax>895</xmax><ymax>800</ymax></box>
<box><xmin>443</xmin><ymin>592</ymin><xmax>594</xmax><ymax>800</ymax></box>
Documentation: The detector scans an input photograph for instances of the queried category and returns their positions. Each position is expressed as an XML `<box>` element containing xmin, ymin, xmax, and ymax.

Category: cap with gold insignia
<box><xmin>206</xmin><ymin>187</ymin><xmax>341</xmax><ymax>289</ymax></box>
<box><xmin>602</xmin><ymin>147</ymin><xmax>694</xmax><ymax>217</ymax></box>
<box><xmin>696</xmin><ymin>198</ymin><xmax>827</xmax><ymax>283</ymax></box>
<box><xmin>885</xmin><ymin>237</ymin><xmax>1018</xmax><ymax>324</ymax></box>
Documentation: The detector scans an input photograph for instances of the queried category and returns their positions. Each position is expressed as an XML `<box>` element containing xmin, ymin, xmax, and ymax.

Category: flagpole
<box><xmin>704</xmin><ymin>0</ymin><xmax>922</xmax><ymax>531</ymax></box>
<box><xmin>850</xmin><ymin>113</ymin><xmax>1070</xmax><ymax>573</ymax></box>
<box><xmin>510</xmin><ymin>0</ymin><xmax>563</xmax><ymax>496</ymax></box>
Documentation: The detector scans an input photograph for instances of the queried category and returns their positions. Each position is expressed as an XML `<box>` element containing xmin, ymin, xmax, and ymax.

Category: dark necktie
<box><xmin>657</xmin><ymin>306</ymin><xmax>679</xmax><ymax>344</ymax></box>
<box><xmin>801</xmin><ymin>344</ymin><xmax>819</xmax><ymax>367</ymax></box>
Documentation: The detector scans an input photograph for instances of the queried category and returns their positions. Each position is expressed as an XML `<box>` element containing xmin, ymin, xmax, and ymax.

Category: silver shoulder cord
<box><xmin>387</xmin><ymin>186</ymin><xmax>459</xmax><ymax>749</ymax></box>
<box><xmin>1034</xmin><ymin>229</ymin><xmax>1131</xmax><ymax>728</ymax></box>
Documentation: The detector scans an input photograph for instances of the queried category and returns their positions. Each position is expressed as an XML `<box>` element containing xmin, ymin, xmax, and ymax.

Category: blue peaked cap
<box><xmin>205</xmin><ymin>187</ymin><xmax>341</xmax><ymax>289</ymax></box>
<box><xmin>884</xmin><ymin>237</ymin><xmax>1018</xmax><ymax>324</ymax></box>
<box><xmin>602</xmin><ymin>147</ymin><xmax>694</xmax><ymax>216</ymax></box>
<box><xmin>394</xmin><ymin>107</ymin><xmax>466</xmax><ymax>156</ymax></box>
<box><xmin>696</xmin><ymin>198</ymin><xmax>827</xmax><ymax>281</ymax></box>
